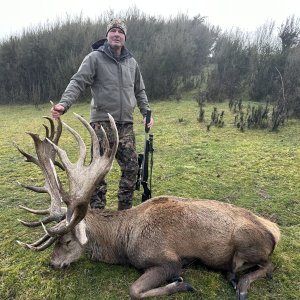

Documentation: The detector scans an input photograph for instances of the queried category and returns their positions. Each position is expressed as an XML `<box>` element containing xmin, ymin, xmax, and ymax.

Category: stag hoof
<box><xmin>237</xmin><ymin>277</ymin><xmax>250</xmax><ymax>300</ymax></box>
<box><xmin>173</xmin><ymin>276</ymin><xmax>183</xmax><ymax>283</ymax></box>
<box><xmin>230</xmin><ymin>278</ymin><xmax>238</xmax><ymax>290</ymax></box>
<box><xmin>238</xmin><ymin>291</ymin><xmax>248</xmax><ymax>300</ymax></box>
<box><xmin>226</xmin><ymin>271</ymin><xmax>238</xmax><ymax>290</ymax></box>
<box><xmin>173</xmin><ymin>277</ymin><xmax>197</xmax><ymax>293</ymax></box>
<box><xmin>184</xmin><ymin>282</ymin><xmax>196</xmax><ymax>292</ymax></box>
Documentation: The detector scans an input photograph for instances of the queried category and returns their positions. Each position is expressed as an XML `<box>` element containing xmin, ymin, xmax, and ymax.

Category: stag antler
<box><xmin>15</xmin><ymin>116</ymin><xmax>65</xmax><ymax>250</ymax></box>
<box><xmin>45</xmin><ymin>113</ymin><xmax>118</xmax><ymax>235</ymax></box>
<box><xmin>16</xmin><ymin>113</ymin><xmax>118</xmax><ymax>250</ymax></box>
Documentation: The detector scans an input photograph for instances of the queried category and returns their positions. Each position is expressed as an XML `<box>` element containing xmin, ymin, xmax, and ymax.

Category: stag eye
<box><xmin>66</xmin><ymin>240</ymin><xmax>72</xmax><ymax>246</ymax></box>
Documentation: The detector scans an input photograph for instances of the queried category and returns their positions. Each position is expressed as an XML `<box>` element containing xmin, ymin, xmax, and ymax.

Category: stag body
<box><xmin>16</xmin><ymin>114</ymin><xmax>280</xmax><ymax>300</ymax></box>
<box><xmin>50</xmin><ymin>196</ymin><xmax>280</xmax><ymax>299</ymax></box>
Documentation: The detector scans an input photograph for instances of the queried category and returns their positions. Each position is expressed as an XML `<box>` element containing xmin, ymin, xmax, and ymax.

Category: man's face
<box><xmin>107</xmin><ymin>27</ymin><xmax>125</xmax><ymax>49</ymax></box>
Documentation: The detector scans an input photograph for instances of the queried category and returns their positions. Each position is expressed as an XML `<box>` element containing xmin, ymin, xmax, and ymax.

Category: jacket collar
<box><xmin>91</xmin><ymin>39</ymin><xmax>132</xmax><ymax>61</ymax></box>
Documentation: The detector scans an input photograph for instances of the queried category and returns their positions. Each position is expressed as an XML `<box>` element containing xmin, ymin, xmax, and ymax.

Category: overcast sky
<box><xmin>0</xmin><ymin>0</ymin><xmax>299</xmax><ymax>41</ymax></box>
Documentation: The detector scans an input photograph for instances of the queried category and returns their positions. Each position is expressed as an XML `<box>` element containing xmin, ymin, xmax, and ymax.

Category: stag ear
<box><xmin>74</xmin><ymin>220</ymin><xmax>88</xmax><ymax>246</ymax></box>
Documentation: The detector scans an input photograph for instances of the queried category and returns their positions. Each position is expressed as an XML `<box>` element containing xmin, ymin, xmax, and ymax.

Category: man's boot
<box><xmin>117</xmin><ymin>189</ymin><xmax>133</xmax><ymax>210</ymax></box>
<box><xmin>118</xmin><ymin>201</ymin><xmax>132</xmax><ymax>211</ymax></box>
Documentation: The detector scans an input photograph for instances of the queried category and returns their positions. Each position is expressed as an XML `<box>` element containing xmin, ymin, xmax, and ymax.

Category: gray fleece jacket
<box><xmin>59</xmin><ymin>39</ymin><xmax>150</xmax><ymax>123</ymax></box>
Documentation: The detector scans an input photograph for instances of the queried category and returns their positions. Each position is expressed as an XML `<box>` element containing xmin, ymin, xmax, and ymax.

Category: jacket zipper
<box><xmin>118</xmin><ymin>62</ymin><xmax>123</xmax><ymax>121</ymax></box>
<box><xmin>103</xmin><ymin>47</ymin><xmax>125</xmax><ymax>122</ymax></box>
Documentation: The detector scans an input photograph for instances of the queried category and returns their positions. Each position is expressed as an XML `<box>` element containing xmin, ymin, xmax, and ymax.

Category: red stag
<box><xmin>15</xmin><ymin>114</ymin><xmax>280</xmax><ymax>299</ymax></box>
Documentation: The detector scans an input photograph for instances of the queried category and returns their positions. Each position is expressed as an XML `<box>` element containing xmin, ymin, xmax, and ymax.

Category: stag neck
<box><xmin>84</xmin><ymin>209</ymin><xmax>132</xmax><ymax>264</ymax></box>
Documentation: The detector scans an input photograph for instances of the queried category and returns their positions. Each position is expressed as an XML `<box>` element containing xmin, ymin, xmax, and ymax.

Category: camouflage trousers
<box><xmin>90</xmin><ymin>121</ymin><xmax>139</xmax><ymax>210</ymax></box>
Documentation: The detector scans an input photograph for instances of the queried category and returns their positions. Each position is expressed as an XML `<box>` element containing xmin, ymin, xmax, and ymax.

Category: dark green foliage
<box><xmin>248</xmin><ymin>17</ymin><xmax>300</xmax><ymax>116</ymax></box>
<box><xmin>0</xmin><ymin>9</ymin><xmax>218</xmax><ymax>104</ymax></box>
<box><xmin>195</xmin><ymin>91</ymin><xmax>206</xmax><ymax>122</ymax></box>
<box><xmin>129</xmin><ymin>13</ymin><xmax>218</xmax><ymax>99</ymax></box>
<box><xmin>270</xmin><ymin>102</ymin><xmax>288</xmax><ymax>131</ymax></box>
<box><xmin>236</xmin><ymin>104</ymin><xmax>269</xmax><ymax>131</ymax></box>
<box><xmin>1</xmin><ymin>10</ymin><xmax>300</xmax><ymax>121</ymax></box>
<box><xmin>247</xmin><ymin>22</ymin><xmax>281</xmax><ymax>102</ymax></box>
<box><xmin>198</xmin><ymin>105</ymin><xmax>205</xmax><ymax>123</ymax></box>
<box><xmin>279</xmin><ymin>16</ymin><xmax>300</xmax><ymax>52</ymax></box>
<box><xmin>0</xmin><ymin>15</ymin><xmax>101</xmax><ymax>105</ymax></box>
<box><xmin>281</xmin><ymin>43</ymin><xmax>300</xmax><ymax>117</ymax></box>
<box><xmin>208</xmin><ymin>107</ymin><xmax>225</xmax><ymax>129</ymax></box>
<box><xmin>206</xmin><ymin>16</ymin><xmax>300</xmax><ymax>120</ymax></box>
<box><xmin>229</xmin><ymin>98</ymin><xmax>243</xmax><ymax>114</ymax></box>
<box><xmin>230</xmin><ymin>98</ymin><xmax>288</xmax><ymax>132</ymax></box>
<box><xmin>206</xmin><ymin>30</ymin><xmax>250</xmax><ymax>102</ymax></box>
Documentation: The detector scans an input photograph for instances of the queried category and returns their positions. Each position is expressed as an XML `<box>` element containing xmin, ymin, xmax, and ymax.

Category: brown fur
<box><xmin>50</xmin><ymin>196</ymin><xmax>280</xmax><ymax>299</ymax></box>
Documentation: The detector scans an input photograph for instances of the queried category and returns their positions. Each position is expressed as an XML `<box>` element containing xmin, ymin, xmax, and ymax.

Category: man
<box><xmin>51</xmin><ymin>18</ymin><xmax>153</xmax><ymax>210</ymax></box>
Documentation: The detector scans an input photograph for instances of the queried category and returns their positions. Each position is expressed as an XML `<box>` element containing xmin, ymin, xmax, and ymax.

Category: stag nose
<box><xmin>49</xmin><ymin>261</ymin><xmax>59</xmax><ymax>269</ymax></box>
<box><xmin>49</xmin><ymin>261</ymin><xmax>68</xmax><ymax>269</ymax></box>
<box><xmin>49</xmin><ymin>262</ymin><xmax>56</xmax><ymax>269</ymax></box>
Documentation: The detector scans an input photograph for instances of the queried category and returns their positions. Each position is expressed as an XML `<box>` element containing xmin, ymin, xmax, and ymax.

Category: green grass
<box><xmin>0</xmin><ymin>96</ymin><xmax>299</xmax><ymax>299</ymax></box>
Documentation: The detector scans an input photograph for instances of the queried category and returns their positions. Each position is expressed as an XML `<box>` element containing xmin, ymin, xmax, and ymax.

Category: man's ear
<box><xmin>74</xmin><ymin>220</ymin><xmax>88</xmax><ymax>246</ymax></box>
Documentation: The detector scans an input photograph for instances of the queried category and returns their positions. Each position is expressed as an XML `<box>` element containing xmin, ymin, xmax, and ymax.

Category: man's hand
<box><xmin>144</xmin><ymin>116</ymin><xmax>154</xmax><ymax>129</ymax></box>
<box><xmin>51</xmin><ymin>104</ymin><xmax>65</xmax><ymax>119</ymax></box>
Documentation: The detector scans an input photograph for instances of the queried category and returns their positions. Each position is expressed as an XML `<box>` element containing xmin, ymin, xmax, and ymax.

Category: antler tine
<box><xmin>18</xmin><ymin>213</ymin><xmax>65</xmax><ymax>227</ymax></box>
<box><xmin>42</xmin><ymin>124</ymin><xmax>50</xmax><ymax>139</ymax></box>
<box><xmin>74</xmin><ymin>113</ymin><xmax>102</xmax><ymax>159</ymax></box>
<box><xmin>17</xmin><ymin>235</ymin><xmax>58</xmax><ymax>251</ymax></box>
<box><xmin>17</xmin><ymin>181</ymin><xmax>47</xmax><ymax>193</ymax></box>
<box><xmin>42</xmin><ymin>117</ymin><xmax>64</xmax><ymax>171</ymax></box>
<box><xmin>77</xmin><ymin>113</ymin><xmax>117</xmax><ymax>163</ymax></box>
<box><xmin>42</xmin><ymin>116</ymin><xmax>55</xmax><ymax>139</ymax></box>
<box><xmin>107</xmin><ymin>114</ymin><xmax>118</xmax><ymax>157</ymax></box>
<box><xmin>15</xmin><ymin>134</ymin><xmax>62</xmax><ymax>218</ymax></box>
<box><xmin>89</xmin><ymin>113</ymin><xmax>118</xmax><ymax>175</ymax></box>
<box><xmin>26</xmin><ymin>131</ymin><xmax>65</xmax><ymax>213</ymax></box>
<box><xmin>44</xmin><ymin>115</ymin><xmax>87</xmax><ymax>172</ymax></box>
<box><xmin>19</xmin><ymin>233</ymin><xmax>50</xmax><ymax>247</ymax></box>
<box><xmin>42</xmin><ymin>116</ymin><xmax>62</xmax><ymax>145</ymax></box>
<box><xmin>71</xmin><ymin>112</ymin><xmax>111</xmax><ymax>163</ymax></box>
<box><xmin>19</xmin><ymin>204</ymin><xmax>49</xmax><ymax>215</ymax></box>
<box><xmin>13</xmin><ymin>141</ymin><xmax>40</xmax><ymax>166</ymax></box>
<box><xmin>53</xmin><ymin>160</ymin><xmax>65</xmax><ymax>171</ymax></box>
<box><xmin>61</xmin><ymin>119</ymin><xmax>87</xmax><ymax>167</ymax></box>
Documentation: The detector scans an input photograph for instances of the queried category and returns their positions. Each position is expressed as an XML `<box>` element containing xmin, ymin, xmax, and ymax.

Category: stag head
<box><xmin>49</xmin><ymin>220</ymin><xmax>88</xmax><ymax>268</ymax></box>
<box><xmin>15</xmin><ymin>113</ymin><xmax>118</xmax><ymax>253</ymax></box>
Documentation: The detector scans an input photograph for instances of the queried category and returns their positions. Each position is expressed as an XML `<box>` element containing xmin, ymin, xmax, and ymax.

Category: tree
<box><xmin>279</xmin><ymin>16</ymin><xmax>300</xmax><ymax>52</ymax></box>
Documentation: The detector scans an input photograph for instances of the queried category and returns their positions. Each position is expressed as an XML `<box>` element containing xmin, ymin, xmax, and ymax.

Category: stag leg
<box><xmin>227</xmin><ymin>263</ymin><xmax>257</xmax><ymax>291</ymax></box>
<box><xmin>129</xmin><ymin>264</ymin><xmax>196</xmax><ymax>299</ymax></box>
<box><xmin>236</xmin><ymin>261</ymin><xmax>274</xmax><ymax>300</ymax></box>
<box><xmin>226</xmin><ymin>271</ymin><xmax>238</xmax><ymax>290</ymax></box>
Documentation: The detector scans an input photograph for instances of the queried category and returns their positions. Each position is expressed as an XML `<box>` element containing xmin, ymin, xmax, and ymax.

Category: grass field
<box><xmin>0</xmin><ymin>95</ymin><xmax>299</xmax><ymax>299</ymax></box>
